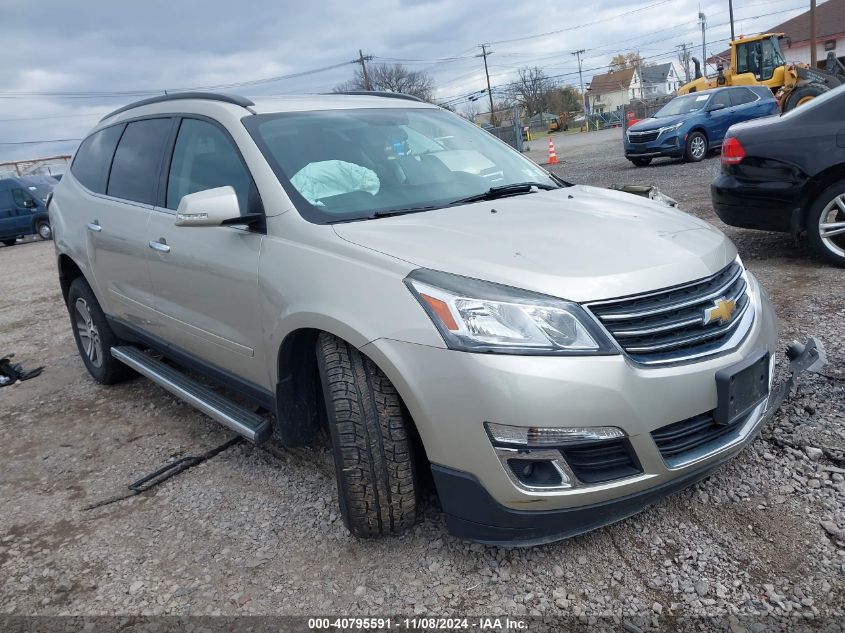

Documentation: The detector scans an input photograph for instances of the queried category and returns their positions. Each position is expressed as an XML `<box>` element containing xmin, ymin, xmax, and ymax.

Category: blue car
<box><xmin>624</xmin><ymin>86</ymin><xmax>779</xmax><ymax>166</ymax></box>
<box><xmin>0</xmin><ymin>175</ymin><xmax>56</xmax><ymax>246</ymax></box>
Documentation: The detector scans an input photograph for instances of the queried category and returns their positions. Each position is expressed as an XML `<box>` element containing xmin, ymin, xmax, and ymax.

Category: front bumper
<box><xmin>432</xmin><ymin>337</ymin><xmax>823</xmax><ymax>546</ymax></box>
<box><xmin>624</xmin><ymin>133</ymin><xmax>684</xmax><ymax>159</ymax></box>
<box><xmin>361</xmin><ymin>273</ymin><xmax>789</xmax><ymax>543</ymax></box>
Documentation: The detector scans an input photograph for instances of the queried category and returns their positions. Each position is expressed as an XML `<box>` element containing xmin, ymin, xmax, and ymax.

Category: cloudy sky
<box><xmin>0</xmin><ymin>0</ymin><xmax>818</xmax><ymax>164</ymax></box>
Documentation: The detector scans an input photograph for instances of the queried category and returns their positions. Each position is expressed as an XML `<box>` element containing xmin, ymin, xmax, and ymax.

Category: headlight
<box><xmin>658</xmin><ymin>122</ymin><xmax>683</xmax><ymax>136</ymax></box>
<box><xmin>404</xmin><ymin>269</ymin><xmax>617</xmax><ymax>355</ymax></box>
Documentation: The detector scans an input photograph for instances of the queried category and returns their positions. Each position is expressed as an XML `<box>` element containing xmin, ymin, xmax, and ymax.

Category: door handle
<box><xmin>148</xmin><ymin>239</ymin><xmax>171</xmax><ymax>253</ymax></box>
<box><xmin>86</xmin><ymin>222</ymin><xmax>102</xmax><ymax>232</ymax></box>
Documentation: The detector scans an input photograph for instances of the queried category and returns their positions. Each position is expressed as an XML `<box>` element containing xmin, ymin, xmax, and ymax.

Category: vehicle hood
<box><xmin>629</xmin><ymin>115</ymin><xmax>687</xmax><ymax>132</ymax></box>
<box><xmin>333</xmin><ymin>185</ymin><xmax>736</xmax><ymax>302</ymax></box>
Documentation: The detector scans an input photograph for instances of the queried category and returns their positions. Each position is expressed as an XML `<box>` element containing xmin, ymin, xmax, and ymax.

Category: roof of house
<box><xmin>641</xmin><ymin>63</ymin><xmax>675</xmax><ymax>84</ymax></box>
<box><xmin>712</xmin><ymin>0</ymin><xmax>845</xmax><ymax>59</ymax></box>
<box><xmin>588</xmin><ymin>67</ymin><xmax>637</xmax><ymax>93</ymax></box>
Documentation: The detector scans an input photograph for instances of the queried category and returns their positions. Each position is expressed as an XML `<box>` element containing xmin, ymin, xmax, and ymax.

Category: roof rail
<box><xmin>100</xmin><ymin>92</ymin><xmax>255</xmax><ymax>122</ymax></box>
<box><xmin>330</xmin><ymin>90</ymin><xmax>425</xmax><ymax>103</ymax></box>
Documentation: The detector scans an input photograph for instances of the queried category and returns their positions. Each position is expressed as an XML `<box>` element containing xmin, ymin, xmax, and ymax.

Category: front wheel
<box><xmin>807</xmin><ymin>181</ymin><xmax>845</xmax><ymax>267</ymax></box>
<box><xmin>629</xmin><ymin>157</ymin><xmax>652</xmax><ymax>167</ymax></box>
<box><xmin>316</xmin><ymin>333</ymin><xmax>418</xmax><ymax>538</ymax></box>
<box><xmin>67</xmin><ymin>278</ymin><xmax>136</xmax><ymax>384</ymax></box>
<box><xmin>784</xmin><ymin>84</ymin><xmax>829</xmax><ymax>111</ymax></box>
<box><xmin>685</xmin><ymin>131</ymin><xmax>708</xmax><ymax>162</ymax></box>
<box><xmin>36</xmin><ymin>221</ymin><xmax>52</xmax><ymax>240</ymax></box>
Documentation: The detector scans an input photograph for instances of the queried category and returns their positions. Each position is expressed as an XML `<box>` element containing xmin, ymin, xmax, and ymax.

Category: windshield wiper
<box><xmin>368</xmin><ymin>205</ymin><xmax>440</xmax><ymax>219</ymax></box>
<box><xmin>450</xmin><ymin>182</ymin><xmax>558</xmax><ymax>205</ymax></box>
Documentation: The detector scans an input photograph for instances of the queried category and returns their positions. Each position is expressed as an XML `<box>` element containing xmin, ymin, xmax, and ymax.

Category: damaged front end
<box><xmin>609</xmin><ymin>183</ymin><xmax>679</xmax><ymax>207</ymax></box>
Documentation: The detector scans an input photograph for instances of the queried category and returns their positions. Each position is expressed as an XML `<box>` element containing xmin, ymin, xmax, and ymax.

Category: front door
<box><xmin>145</xmin><ymin>117</ymin><xmax>267</xmax><ymax>389</ymax></box>
<box><xmin>706</xmin><ymin>90</ymin><xmax>735</xmax><ymax>143</ymax></box>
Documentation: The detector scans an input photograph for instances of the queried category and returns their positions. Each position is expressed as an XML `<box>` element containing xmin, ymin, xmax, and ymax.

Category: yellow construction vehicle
<box><xmin>677</xmin><ymin>33</ymin><xmax>845</xmax><ymax>111</ymax></box>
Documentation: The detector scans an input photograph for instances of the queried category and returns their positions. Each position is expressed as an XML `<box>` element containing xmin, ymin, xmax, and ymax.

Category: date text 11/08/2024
<box><xmin>308</xmin><ymin>617</ymin><xmax>529</xmax><ymax>630</ymax></box>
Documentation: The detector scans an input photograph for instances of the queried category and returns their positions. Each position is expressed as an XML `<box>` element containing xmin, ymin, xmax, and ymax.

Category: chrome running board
<box><xmin>111</xmin><ymin>346</ymin><xmax>272</xmax><ymax>443</ymax></box>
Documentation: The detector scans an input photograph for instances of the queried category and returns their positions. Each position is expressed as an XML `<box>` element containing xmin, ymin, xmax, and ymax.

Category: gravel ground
<box><xmin>1</xmin><ymin>130</ymin><xmax>843</xmax><ymax>630</ymax></box>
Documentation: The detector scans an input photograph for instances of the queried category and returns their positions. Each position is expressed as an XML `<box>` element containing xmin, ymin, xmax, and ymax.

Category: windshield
<box><xmin>652</xmin><ymin>93</ymin><xmax>711</xmax><ymax>117</ymax></box>
<box><xmin>243</xmin><ymin>107</ymin><xmax>559</xmax><ymax>223</ymax></box>
<box><xmin>18</xmin><ymin>179</ymin><xmax>56</xmax><ymax>203</ymax></box>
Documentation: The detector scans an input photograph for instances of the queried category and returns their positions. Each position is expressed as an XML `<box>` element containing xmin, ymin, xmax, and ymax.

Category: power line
<box><xmin>489</xmin><ymin>0</ymin><xmax>677</xmax><ymax>45</ymax></box>
<box><xmin>0</xmin><ymin>139</ymin><xmax>81</xmax><ymax>146</ymax></box>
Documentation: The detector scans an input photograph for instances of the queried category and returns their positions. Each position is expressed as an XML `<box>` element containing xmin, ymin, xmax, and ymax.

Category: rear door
<box><xmin>0</xmin><ymin>188</ymin><xmax>17</xmax><ymax>240</ymax></box>
<box><xmin>144</xmin><ymin>116</ymin><xmax>268</xmax><ymax>389</ymax></box>
<box><xmin>706</xmin><ymin>90</ymin><xmax>735</xmax><ymax>143</ymax></box>
<box><xmin>84</xmin><ymin>118</ymin><xmax>173</xmax><ymax>322</ymax></box>
<box><xmin>728</xmin><ymin>87</ymin><xmax>763</xmax><ymax>124</ymax></box>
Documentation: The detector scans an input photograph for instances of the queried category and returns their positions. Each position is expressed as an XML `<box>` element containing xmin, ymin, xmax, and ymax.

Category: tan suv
<box><xmin>50</xmin><ymin>91</ymin><xmax>817</xmax><ymax>545</ymax></box>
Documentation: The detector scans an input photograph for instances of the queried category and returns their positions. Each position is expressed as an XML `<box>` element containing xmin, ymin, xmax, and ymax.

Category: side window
<box><xmin>11</xmin><ymin>189</ymin><xmax>30</xmax><ymax>207</ymax></box>
<box><xmin>710</xmin><ymin>91</ymin><xmax>731</xmax><ymax>109</ymax></box>
<box><xmin>107</xmin><ymin>118</ymin><xmax>172</xmax><ymax>205</ymax></box>
<box><xmin>729</xmin><ymin>88</ymin><xmax>757</xmax><ymax>106</ymax></box>
<box><xmin>70</xmin><ymin>124</ymin><xmax>124</xmax><ymax>194</ymax></box>
<box><xmin>166</xmin><ymin>118</ymin><xmax>256</xmax><ymax>214</ymax></box>
<box><xmin>0</xmin><ymin>190</ymin><xmax>14</xmax><ymax>217</ymax></box>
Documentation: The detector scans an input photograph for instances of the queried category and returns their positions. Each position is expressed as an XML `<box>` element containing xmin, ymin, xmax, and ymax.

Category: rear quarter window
<box><xmin>70</xmin><ymin>124</ymin><xmax>124</xmax><ymax>194</ymax></box>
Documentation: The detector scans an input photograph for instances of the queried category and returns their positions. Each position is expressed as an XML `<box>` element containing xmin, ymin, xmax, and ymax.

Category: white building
<box><xmin>586</xmin><ymin>67</ymin><xmax>643</xmax><ymax>114</ymax></box>
<box><xmin>641</xmin><ymin>62</ymin><xmax>683</xmax><ymax>97</ymax></box>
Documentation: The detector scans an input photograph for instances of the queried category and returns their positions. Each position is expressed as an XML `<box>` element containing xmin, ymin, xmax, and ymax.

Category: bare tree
<box><xmin>335</xmin><ymin>63</ymin><xmax>435</xmax><ymax>102</ymax></box>
<box><xmin>461</xmin><ymin>100</ymin><xmax>481</xmax><ymax>122</ymax></box>
<box><xmin>509</xmin><ymin>67</ymin><xmax>552</xmax><ymax>117</ymax></box>
<box><xmin>544</xmin><ymin>85</ymin><xmax>583</xmax><ymax>114</ymax></box>
<box><xmin>609</xmin><ymin>52</ymin><xmax>645</xmax><ymax>72</ymax></box>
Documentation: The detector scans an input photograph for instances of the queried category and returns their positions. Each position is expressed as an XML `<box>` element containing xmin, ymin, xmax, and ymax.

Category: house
<box><xmin>640</xmin><ymin>62</ymin><xmax>683</xmax><ymax>97</ymax></box>
<box><xmin>711</xmin><ymin>0</ymin><xmax>845</xmax><ymax>66</ymax></box>
<box><xmin>586</xmin><ymin>67</ymin><xmax>643</xmax><ymax>114</ymax></box>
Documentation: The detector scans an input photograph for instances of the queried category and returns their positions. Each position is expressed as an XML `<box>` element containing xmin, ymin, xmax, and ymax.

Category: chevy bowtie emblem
<box><xmin>703</xmin><ymin>298</ymin><xmax>736</xmax><ymax>325</ymax></box>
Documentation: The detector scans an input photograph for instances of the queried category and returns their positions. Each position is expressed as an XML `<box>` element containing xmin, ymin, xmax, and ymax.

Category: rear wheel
<box><xmin>685</xmin><ymin>131</ymin><xmax>708</xmax><ymax>162</ymax></box>
<box><xmin>316</xmin><ymin>332</ymin><xmax>417</xmax><ymax>538</ymax></box>
<box><xmin>36</xmin><ymin>221</ymin><xmax>52</xmax><ymax>240</ymax></box>
<box><xmin>67</xmin><ymin>278</ymin><xmax>136</xmax><ymax>384</ymax></box>
<box><xmin>807</xmin><ymin>180</ymin><xmax>845</xmax><ymax>267</ymax></box>
<box><xmin>629</xmin><ymin>157</ymin><xmax>652</xmax><ymax>167</ymax></box>
<box><xmin>784</xmin><ymin>84</ymin><xmax>829</xmax><ymax>111</ymax></box>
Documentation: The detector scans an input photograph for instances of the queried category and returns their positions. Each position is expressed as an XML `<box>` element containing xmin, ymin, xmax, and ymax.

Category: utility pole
<box><xmin>698</xmin><ymin>11</ymin><xmax>707</xmax><ymax>76</ymax></box>
<box><xmin>677</xmin><ymin>43</ymin><xmax>692</xmax><ymax>83</ymax></box>
<box><xmin>810</xmin><ymin>0</ymin><xmax>818</xmax><ymax>67</ymax></box>
<box><xmin>729</xmin><ymin>0</ymin><xmax>735</xmax><ymax>41</ymax></box>
<box><xmin>477</xmin><ymin>44</ymin><xmax>496</xmax><ymax>126</ymax></box>
<box><xmin>571</xmin><ymin>49</ymin><xmax>588</xmax><ymax>130</ymax></box>
<box><xmin>354</xmin><ymin>49</ymin><xmax>373</xmax><ymax>91</ymax></box>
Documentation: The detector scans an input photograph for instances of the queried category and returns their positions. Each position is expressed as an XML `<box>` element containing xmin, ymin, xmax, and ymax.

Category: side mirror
<box><xmin>23</xmin><ymin>199</ymin><xmax>37</xmax><ymax>209</ymax></box>
<box><xmin>708</xmin><ymin>102</ymin><xmax>727</xmax><ymax>112</ymax></box>
<box><xmin>175</xmin><ymin>186</ymin><xmax>240</xmax><ymax>227</ymax></box>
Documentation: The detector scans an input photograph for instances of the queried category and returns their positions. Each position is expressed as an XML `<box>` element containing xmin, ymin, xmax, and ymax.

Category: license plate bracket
<box><xmin>715</xmin><ymin>353</ymin><xmax>770</xmax><ymax>426</ymax></box>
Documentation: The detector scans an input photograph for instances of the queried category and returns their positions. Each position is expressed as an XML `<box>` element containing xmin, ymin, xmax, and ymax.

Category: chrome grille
<box><xmin>587</xmin><ymin>261</ymin><xmax>752</xmax><ymax>365</ymax></box>
<box><xmin>627</xmin><ymin>130</ymin><xmax>660</xmax><ymax>143</ymax></box>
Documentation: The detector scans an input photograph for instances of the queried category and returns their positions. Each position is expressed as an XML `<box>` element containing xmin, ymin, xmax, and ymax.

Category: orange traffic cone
<box><xmin>547</xmin><ymin>137</ymin><xmax>558</xmax><ymax>164</ymax></box>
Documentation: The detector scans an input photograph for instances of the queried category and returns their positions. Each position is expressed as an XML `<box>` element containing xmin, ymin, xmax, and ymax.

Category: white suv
<box><xmin>50</xmin><ymin>91</ymin><xmax>795</xmax><ymax>545</ymax></box>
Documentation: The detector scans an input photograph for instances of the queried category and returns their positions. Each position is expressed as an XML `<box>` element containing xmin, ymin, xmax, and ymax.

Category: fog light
<box><xmin>485</xmin><ymin>422</ymin><xmax>625</xmax><ymax>447</ymax></box>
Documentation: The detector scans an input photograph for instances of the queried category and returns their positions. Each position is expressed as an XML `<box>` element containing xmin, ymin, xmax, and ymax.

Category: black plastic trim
<box><xmin>107</xmin><ymin>316</ymin><xmax>274</xmax><ymax>411</ymax></box>
<box><xmin>431</xmin><ymin>456</ymin><xmax>737</xmax><ymax>546</ymax></box>
<box><xmin>100</xmin><ymin>92</ymin><xmax>255</xmax><ymax>122</ymax></box>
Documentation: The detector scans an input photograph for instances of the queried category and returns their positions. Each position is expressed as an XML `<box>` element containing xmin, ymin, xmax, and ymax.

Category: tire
<box><xmin>685</xmin><ymin>131</ymin><xmax>708</xmax><ymax>162</ymax></box>
<box><xmin>36</xmin><ymin>221</ymin><xmax>52</xmax><ymax>240</ymax></box>
<box><xmin>67</xmin><ymin>277</ymin><xmax>136</xmax><ymax>384</ymax></box>
<box><xmin>2</xmin><ymin>239</ymin><xmax>15</xmax><ymax>247</ymax></box>
<box><xmin>629</xmin><ymin>157</ymin><xmax>652</xmax><ymax>167</ymax></box>
<box><xmin>784</xmin><ymin>84</ymin><xmax>829</xmax><ymax>112</ymax></box>
<box><xmin>315</xmin><ymin>332</ymin><xmax>417</xmax><ymax>538</ymax></box>
<box><xmin>806</xmin><ymin>180</ymin><xmax>845</xmax><ymax>267</ymax></box>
